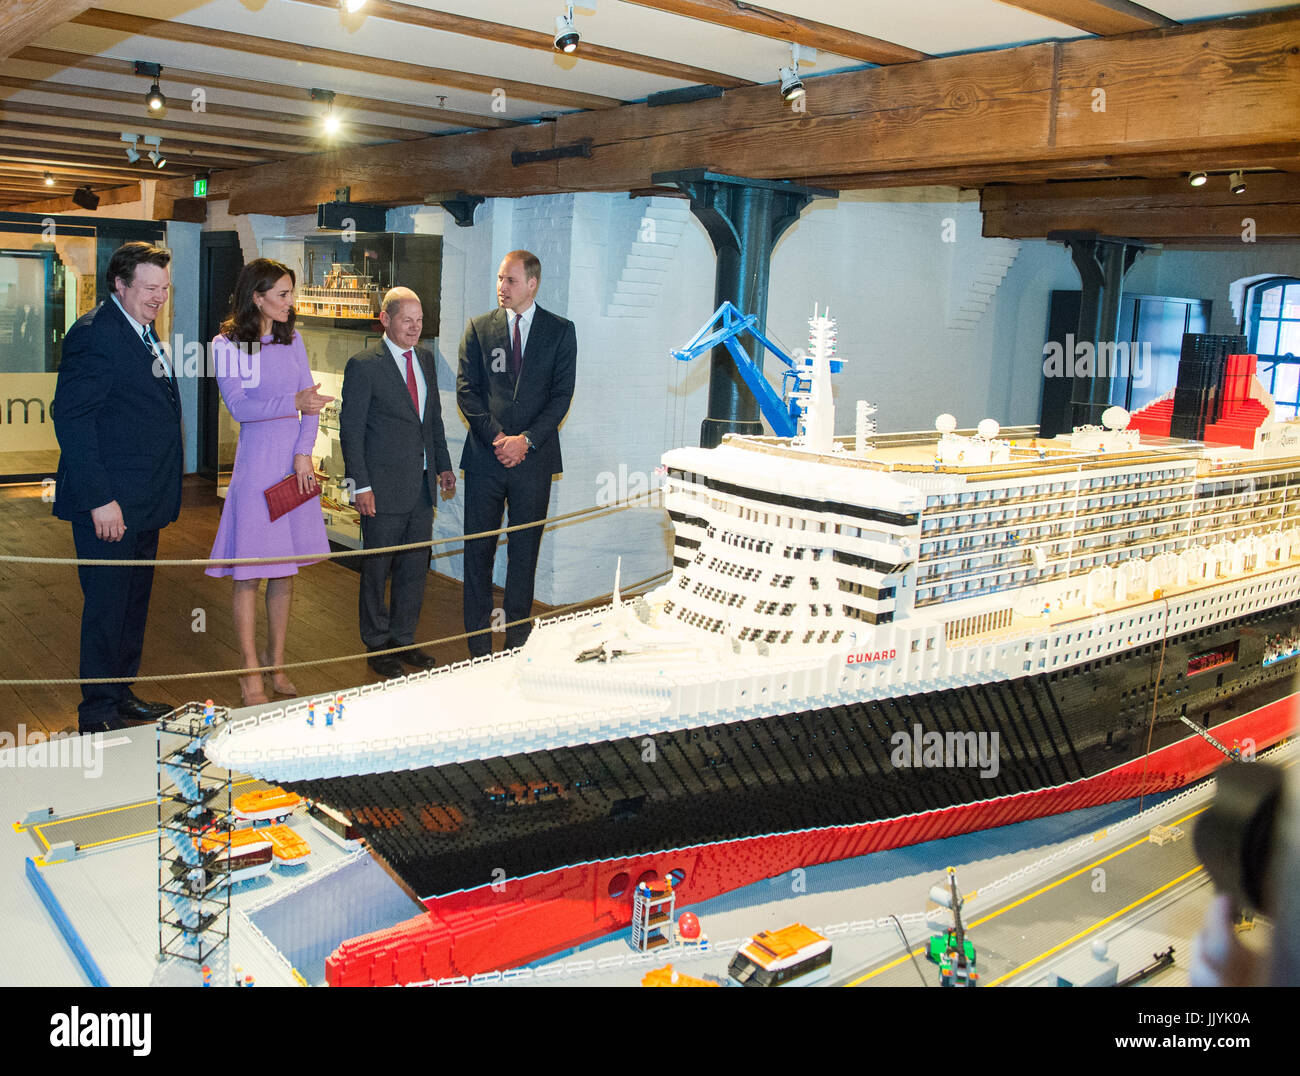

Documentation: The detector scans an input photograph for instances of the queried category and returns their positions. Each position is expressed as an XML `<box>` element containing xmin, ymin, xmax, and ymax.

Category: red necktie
<box><xmin>404</xmin><ymin>349</ymin><xmax>420</xmax><ymax>415</ymax></box>
<box><xmin>511</xmin><ymin>314</ymin><xmax>523</xmax><ymax>380</ymax></box>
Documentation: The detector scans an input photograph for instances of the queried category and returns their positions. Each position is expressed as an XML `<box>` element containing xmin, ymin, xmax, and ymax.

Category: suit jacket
<box><xmin>51</xmin><ymin>298</ymin><xmax>183</xmax><ymax>532</ymax></box>
<box><xmin>339</xmin><ymin>339</ymin><xmax>453</xmax><ymax>516</ymax></box>
<box><xmin>456</xmin><ymin>304</ymin><xmax>577</xmax><ymax>478</ymax></box>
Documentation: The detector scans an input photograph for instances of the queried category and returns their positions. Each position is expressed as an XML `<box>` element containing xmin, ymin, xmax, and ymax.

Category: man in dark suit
<box><xmin>52</xmin><ymin>241</ymin><xmax>183</xmax><ymax>733</ymax></box>
<box><xmin>457</xmin><ymin>250</ymin><xmax>577</xmax><ymax>655</ymax></box>
<box><xmin>341</xmin><ymin>287</ymin><xmax>455</xmax><ymax>679</ymax></box>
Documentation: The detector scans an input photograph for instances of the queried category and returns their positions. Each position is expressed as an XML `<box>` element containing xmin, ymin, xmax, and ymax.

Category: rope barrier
<box><xmin>0</xmin><ymin>487</ymin><xmax>665</xmax><ymax>568</ymax></box>
<box><xmin>0</xmin><ymin>569</ymin><xmax>671</xmax><ymax>687</ymax></box>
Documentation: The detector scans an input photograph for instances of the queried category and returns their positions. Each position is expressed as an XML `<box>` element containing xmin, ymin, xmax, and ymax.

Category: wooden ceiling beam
<box><xmin>0</xmin><ymin>155</ymin><xmax>190</xmax><ymax>182</ymax></box>
<box><xmin>6</xmin><ymin>183</ymin><xmax>142</xmax><ymax>213</ymax></box>
<box><xmin>0</xmin><ymin>0</ymin><xmax>95</xmax><ymax>61</ymax></box>
<box><xmin>70</xmin><ymin>7</ymin><xmax>622</xmax><ymax>112</ymax></box>
<box><xmin>0</xmin><ymin>121</ymin><xmax>280</xmax><ymax>163</ymax></box>
<box><xmin>11</xmin><ymin>46</ymin><xmax>519</xmax><ymax>132</ymax></box>
<box><xmin>0</xmin><ymin>74</ymin><xmax>432</xmax><ymax>144</ymax></box>
<box><xmin>995</xmin><ymin>1</ymin><xmax>1177</xmax><ymax>36</ymax></box>
<box><xmin>0</xmin><ymin>135</ymin><xmax>271</xmax><ymax>171</ymax></box>
<box><xmin>0</xmin><ymin>176</ymin><xmax>84</xmax><ymax>192</ymax></box>
<box><xmin>618</xmin><ymin>0</ymin><xmax>928</xmax><ymax>64</ymax></box>
<box><xmin>553</xmin><ymin>12</ymin><xmax>1300</xmax><ymax>188</ymax></box>
<box><xmin>799</xmin><ymin>142</ymin><xmax>1300</xmax><ymax>190</ymax></box>
<box><xmin>0</xmin><ymin>101</ymin><xmax>323</xmax><ymax>154</ymax></box>
<box><xmin>981</xmin><ymin>174</ymin><xmax>1300</xmax><ymax>241</ymax></box>
<box><xmin>293</xmin><ymin>0</ymin><xmax>752</xmax><ymax>89</ymax></box>
<box><xmin>215</xmin><ymin>11</ymin><xmax>1300</xmax><ymax>214</ymax></box>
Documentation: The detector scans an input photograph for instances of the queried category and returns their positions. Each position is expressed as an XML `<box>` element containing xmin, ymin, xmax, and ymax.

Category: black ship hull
<box><xmin>288</xmin><ymin>600</ymin><xmax>1300</xmax><ymax>903</ymax></box>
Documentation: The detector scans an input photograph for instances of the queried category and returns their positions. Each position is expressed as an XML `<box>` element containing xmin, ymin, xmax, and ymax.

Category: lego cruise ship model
<box><xmin>206</xmin><ymin>306</ymin><xmax>1300</xmax><ymax>985</ymax></box>
<box><xmin>294</xmin><ymin>262</ymin><xmax>381</xmax><ymax>320</ymax></box>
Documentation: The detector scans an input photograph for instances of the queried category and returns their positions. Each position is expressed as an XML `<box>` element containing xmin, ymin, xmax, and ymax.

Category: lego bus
<box><xmin>727</xmin><ymin>924</ymin><xmax>832</xmax><ymax>987</ymax></box>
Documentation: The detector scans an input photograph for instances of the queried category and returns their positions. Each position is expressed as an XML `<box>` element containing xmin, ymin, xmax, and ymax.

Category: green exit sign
<box><xmin>193</xmin><ymin>177</ymin><xmax>208</xmax><ymax>198</ymax></box>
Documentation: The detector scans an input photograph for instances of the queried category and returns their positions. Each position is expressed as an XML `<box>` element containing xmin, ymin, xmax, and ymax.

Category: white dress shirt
<box><xmin>354</xmin><ymin>335</ymin><xmax>429</xmax><ymax>497</ymax></box>
<box><xmin>508</xmin><ymin>303</ymin><xmax>534</xmax><ymax>367</ymax></box>
<box><xmin>113</xmin><ymin>294</ymin><xmax>175</xmax><ymax>379</ymax></box>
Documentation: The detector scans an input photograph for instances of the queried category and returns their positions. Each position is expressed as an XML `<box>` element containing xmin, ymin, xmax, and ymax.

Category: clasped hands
<box><xmin>493</xmin><ymin>432</ymin><xmax>528</xmax><ymax>468</ymax></box>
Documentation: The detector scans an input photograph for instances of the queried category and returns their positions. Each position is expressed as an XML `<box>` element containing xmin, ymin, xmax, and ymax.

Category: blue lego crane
<box><xmin>672</xmin><ymin>301</ymin><xmax>842</xmax><ymax>439</ymax></box>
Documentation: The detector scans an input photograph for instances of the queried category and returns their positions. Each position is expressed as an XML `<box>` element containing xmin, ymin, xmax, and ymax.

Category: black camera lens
<box><xmin>1194</xmin><ymin>760</ymin><xmax>1285</xmax><ymax>914</ymax></box>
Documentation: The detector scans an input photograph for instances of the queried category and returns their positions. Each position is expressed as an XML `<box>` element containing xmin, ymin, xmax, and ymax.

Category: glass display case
<box><xmin>0</xmin><ymin>214</ymin><xmax>162</xmax><ymax>481</ymax></box>
<box><xmin>218</xmin><ymin>231</ymin><xmax>442</xmax><ymax>548</ymax></box>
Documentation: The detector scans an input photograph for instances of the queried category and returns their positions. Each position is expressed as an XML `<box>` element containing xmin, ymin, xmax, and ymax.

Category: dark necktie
<box><xmin>404</xmin><ymin>349</ymin><xmax>421</xmax><ymax>415</ymax></box>
<box><xmin>511</xmin><ymin>314</ymin><xmax>523</xmax><ymax>380</ymax></box>
<box><xmin>142</xmin><ymin>324</ymin><xmax>179</xmax><ymax>409</ymax></box>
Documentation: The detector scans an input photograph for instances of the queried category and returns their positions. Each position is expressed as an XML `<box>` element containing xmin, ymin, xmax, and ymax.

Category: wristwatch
<box><xmin>523</xmin><ymin>432</ymin><xmax>534</xmax><ymax>452</ymax></box>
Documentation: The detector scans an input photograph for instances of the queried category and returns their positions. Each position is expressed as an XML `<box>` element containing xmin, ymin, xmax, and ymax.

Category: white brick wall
<box><xmin>236</xmin><ymin>190</ymin><xmax>1300</xmax><ymax>608</ymax></box>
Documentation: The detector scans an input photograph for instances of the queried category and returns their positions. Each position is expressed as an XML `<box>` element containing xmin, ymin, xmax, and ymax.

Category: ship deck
<box><xmin>945</xmin><ymin>551</ymin><xmax>1300</xmax><ymax>650</ymax></box>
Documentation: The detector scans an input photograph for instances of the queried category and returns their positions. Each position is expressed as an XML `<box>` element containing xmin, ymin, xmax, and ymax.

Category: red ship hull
<box><xmin>325</xmin><ymin>692</ymin><xmax>1296</xmax><ymax>986</ymax></box>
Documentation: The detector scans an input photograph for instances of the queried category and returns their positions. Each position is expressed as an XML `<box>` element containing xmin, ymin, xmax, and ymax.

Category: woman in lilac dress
<box><xmin>207</xmin><ymin>259</ymin><xmax>333</xmax><ymax>704</ymax></box>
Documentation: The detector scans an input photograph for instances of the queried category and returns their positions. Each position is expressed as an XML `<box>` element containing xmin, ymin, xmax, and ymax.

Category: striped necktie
<box><xmin>142</xmin><ymin>324</ymin><xmax>179</xmax><ymax>409</ymax></box>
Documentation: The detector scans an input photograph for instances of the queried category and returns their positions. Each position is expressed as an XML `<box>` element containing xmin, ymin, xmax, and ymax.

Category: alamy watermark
<box><xmin>1</xmin><ymin>725</ymin><xmax>105</xmax><ymax>778</ymax></box>
<box><xmin>149</xmin><ymin>335</ymin><xmax>262</xmax><ymax>387</ymax></box>
<box><xmin>890</xmin><ymin>724</ymin><xmax>1000</xmax><ymax>779</ymax></box>
<box><xmin>1043</xmin><ymin>334</ymin><xmax>1152</xmax><ymax>388</ymax></box>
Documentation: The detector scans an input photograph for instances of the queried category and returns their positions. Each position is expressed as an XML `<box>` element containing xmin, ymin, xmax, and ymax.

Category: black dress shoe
<box><xmin>80</xmin><ymin>716</ymin><xmax>125</xmax><ymax>735</ymax></box>
<box><xmin>118</xmin><ymin>692</ymin><xmax>172</xmax><ymax>724</ymax></box>
<box><xmin>367</xmin><ymin>653</ymin><xmax>406</xmax><ymax>679</ymax></box>
<box><xmin>396</xmin><ymin>648</ymin><xmax>438</xmax><ymax>670</ymax></box>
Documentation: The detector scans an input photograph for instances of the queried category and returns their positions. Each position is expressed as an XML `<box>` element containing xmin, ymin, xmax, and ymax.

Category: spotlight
<box><xmin>554</xmin><ymin>4</ymin><xmax>579</xmax><ymax>54</ymax></box>
<box><xmin>43</xmin><ymin>171</ymin><xmax>54</xmax><ymax>186</ymax></box>
<box><xmin>778</xmin><ymin>43</ymin><xmax>815</xmax><ymax>102</ymax></box>
<box><xmin>779</xmin><ymin>65</ymin><xmax>805</xmax><ymax>101</ymax></box>
<box><xmin>1188</xmin><ymin>171</ymin><xmax>1208</xmax><ymax>187</ymax></box>
<box><xmin>340</xmin><ymin>0</ymin><xmax>366</xmax><ymax>11</ymax></box>
<box><xmin>1229</xmin><ymin>170</ymin><xmax>1246</xmax><ymax>195</ymax></box>
<box><xmin>312</xmin><ymin>89</ymin><xmax>341</xmax><ymax>136</ymax></box>
<box><xmin>134</xmin><ymin>61</ymin><xmax>165</xmax><ymax>112</ymax></box>
<box><xmin>142</xmin><ymin>134</ymin><xmax>165</xmax><ymax>167</ymax></box>
<box><xmin>121</xmin><ymin>132</ymin><xmax>140</xmax><ymax>164</ymax></box>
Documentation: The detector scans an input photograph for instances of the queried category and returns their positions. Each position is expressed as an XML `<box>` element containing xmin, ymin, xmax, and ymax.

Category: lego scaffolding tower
<box><xmin>157</xmin><ymin>702</ymin><xmax>232</xmax><ymax>973</ymax></box>
<box><xmin>630</xmin><ymin>878</ymin><xmax>676</xmax><ymax>953</ymax></box>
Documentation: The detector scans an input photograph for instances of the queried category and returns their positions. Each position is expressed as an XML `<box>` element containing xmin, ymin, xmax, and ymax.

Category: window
<box><xmin>1246</xmin><ymin>277</ymin><xmax>1300</xmax><ymax>418</ymax></box>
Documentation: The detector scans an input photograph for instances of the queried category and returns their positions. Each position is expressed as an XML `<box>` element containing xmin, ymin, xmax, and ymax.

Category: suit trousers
<box><xmin>359</xmin><ymin>481</ymin><xmax>435</xmax><ymax>650</ymax></box>
<box><xmin>71</xmin><ymin>523</ymin><xmax>159</xmax><ymax>731</ymax></box>
<box><xmin>462</xmin><ymin>464</ymin><xmax>551</xmax><ymax>655</ymax></box>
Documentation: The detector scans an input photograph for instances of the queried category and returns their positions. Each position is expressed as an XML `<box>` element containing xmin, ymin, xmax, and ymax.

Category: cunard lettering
<box><xmin>845</xmin><ymin>649</ymin><xmax>896</xmax><ymax>665</ymax></box>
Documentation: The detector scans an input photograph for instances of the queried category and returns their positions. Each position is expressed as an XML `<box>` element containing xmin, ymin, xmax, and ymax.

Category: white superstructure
<box><xmin>207</xmin><ymin>333</ymin><xmax>1300</xmax><ymax>784</ymax></box>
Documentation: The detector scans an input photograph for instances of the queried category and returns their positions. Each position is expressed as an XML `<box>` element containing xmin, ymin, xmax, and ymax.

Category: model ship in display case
<box><xmin>206</xmin><ymin>308</ymin><xmax>1300</xmax><ymax>986</ymax></box>
<box><xmin>295</xmin><ymin>262</ymin><xmax>382</xmax><ymax>321</ymax></box>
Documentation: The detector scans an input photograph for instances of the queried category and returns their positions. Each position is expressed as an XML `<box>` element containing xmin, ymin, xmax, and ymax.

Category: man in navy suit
<box><xmin>52</xmin><ymin>242</ymin><xmax>183</xmax><ymax>733</ymax></box>
<box><xmin>457</xmin><ymin>250</ymin><xmax>576</xmax><ymax>655</ymax></box>
<box><xmin>341</xmin><ymin>287</ymin><xmax>456</xmax><ymax>679</ymax></box>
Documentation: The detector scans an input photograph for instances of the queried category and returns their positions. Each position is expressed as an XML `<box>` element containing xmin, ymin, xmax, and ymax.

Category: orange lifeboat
<box><xmin>233</xmin><ymin>787</ymin><xmax>302</xmax><ymax>824</ymax></box>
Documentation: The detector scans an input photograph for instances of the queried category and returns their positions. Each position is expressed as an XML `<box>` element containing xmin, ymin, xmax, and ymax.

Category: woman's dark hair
<box><xmin>219</xmin><ymin>258</ymin><xmax>296</xmax><ymax>345</ymax></box>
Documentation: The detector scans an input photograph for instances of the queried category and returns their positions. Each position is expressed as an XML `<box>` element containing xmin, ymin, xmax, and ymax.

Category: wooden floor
<box><xmin>0</xmin><ymin>476</ymin><xmax>545</xmax><ymax>738</ymax></box>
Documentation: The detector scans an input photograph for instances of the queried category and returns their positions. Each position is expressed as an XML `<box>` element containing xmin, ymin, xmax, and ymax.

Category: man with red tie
<box><xmin>340</xmin><ymin>287</ymin><xmax>455</xmax><ymax>678</ymax></box>
<box><xmin>456</xmin><ymin>251</ymin><xmax>577</xmax><ymax>656</ymax></box>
